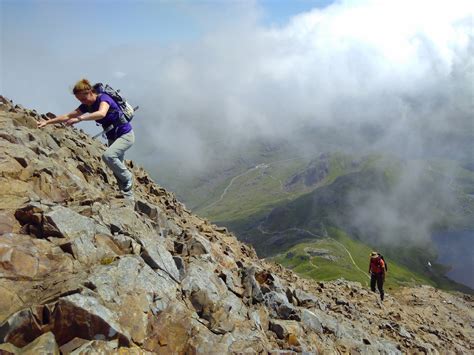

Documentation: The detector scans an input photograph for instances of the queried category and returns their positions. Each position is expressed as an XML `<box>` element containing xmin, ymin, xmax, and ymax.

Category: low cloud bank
<box><xmin>3</xmin><ymin>1</ymin><xmax>472</xmax><ymax>173</ymax></box>
<box><xmin>125</xmin><ymin>0</ymin><xmax>472</xmax><ymax>173</ymax></box>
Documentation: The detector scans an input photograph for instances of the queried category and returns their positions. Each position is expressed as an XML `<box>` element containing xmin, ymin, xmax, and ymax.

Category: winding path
<box><xmin>202</xmin><ymin>166</ymin><xmax>260</xmax><ymax>211</ymax></box>
<box><xmin>200</xmin><ymin>157</ymin><xmax>301</xmax><ymax>211</ymax></box>
<box><xmin>259</xmin><ymin>224</ymin><xmax>369</xmax><ymax>279</ymax></box>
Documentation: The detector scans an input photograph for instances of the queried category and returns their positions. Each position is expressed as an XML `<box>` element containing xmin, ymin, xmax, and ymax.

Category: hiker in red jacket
<box><xmin>369</xmin><ymin>251</ymin><xmax>386</xmax><ymax>301</ymax></box>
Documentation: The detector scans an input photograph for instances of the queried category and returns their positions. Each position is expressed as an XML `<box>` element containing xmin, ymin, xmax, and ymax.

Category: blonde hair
<box><xmin>73</xmin><ymin>78</ymin><xmax>93</xmax><ymax>94</ymax></box>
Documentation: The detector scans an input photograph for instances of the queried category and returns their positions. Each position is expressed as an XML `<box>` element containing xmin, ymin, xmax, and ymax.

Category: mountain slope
<box><xmin>0</xmin><ymin>96</ymin><xmax>472</xmax><ymax>353</ymax></box>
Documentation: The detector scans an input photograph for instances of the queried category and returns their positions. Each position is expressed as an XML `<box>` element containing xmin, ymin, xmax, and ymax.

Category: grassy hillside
<box><xmin>271</xmin><ymin>228</ymin><xmax>434</xmax><ymax>290</ymax></box>
<box><xmin>199</xmin><ymin>152</ymin><xmax>365</xmax><ymax>222</ymax></box>
<box><xmin>270</xmin><ymin>227</ymin><xmax>472</xmax><ymax>293</ymax></box>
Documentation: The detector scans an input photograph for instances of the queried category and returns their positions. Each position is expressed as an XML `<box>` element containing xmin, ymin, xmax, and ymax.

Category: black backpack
<box><xmin>93</xmin><ymin>83</ymin><xmax>138</xmax><ymax>121</ymax></box>
<box><xmin>92</xmin><ymin>83</ymin><xmax>139</xmax><ymax>138</ymax></box>
<box><xmin>379</xmin><ymin>254</ymin><xmax>388</xmax><ymax>271</ymax></box>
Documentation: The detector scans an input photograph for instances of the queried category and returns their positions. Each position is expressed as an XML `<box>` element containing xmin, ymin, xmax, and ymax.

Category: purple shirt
<box><xmin>78</xmin><ymin>93</ymin><xmax>132</xmax><ymax>140</ymax></box>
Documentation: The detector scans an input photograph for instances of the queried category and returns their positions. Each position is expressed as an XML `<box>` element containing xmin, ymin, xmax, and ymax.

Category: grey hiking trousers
<box><xmin>103</xmin><ymin>131</ymin><xmax>135</xmax><ymax>196</ymax></box>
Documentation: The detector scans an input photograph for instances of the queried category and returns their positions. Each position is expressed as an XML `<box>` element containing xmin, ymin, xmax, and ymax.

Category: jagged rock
<box><xmin>0</xmin><ymin>233</ymin><xmax>73</xmax><ymax>280</ymax></box>
<box><xmin>182</xmin><ymin>262</ymin><xmax>227</xmax><ymax>307</ymax></box>
<box><xmin>0</xmin><ymin>155</ymin><xmax>24</xmax><ymax>179</ymax></box>
<box><xmin>242</xmin><ymin>266</ymin><xmax>264</xmax><ymax>304</ymax></box>
<box><xmin>109</xmin><ymin>233</ymin><xmax>141</xmax><ymax>255</ymax></box>
<box><xmin>293</xmin><ymin>289</ymin><xmax>318</xmax><ymax>307</ymax></box>
<box><xmin>186</xmin><ymin>232</ymin><xmax>212</xmax><ymax>256</ymax></box>
<box><xmin>220</xmin><ymin>328</ymin><xmax>271</xmax><ymax>353</ymax></box>
<box><xmin>300</xmin><ymin>309</ymin><xmax>323</xmax><ymax>334</ymax></box>
<box><xmin>95</xmin><ymin>204</ymin><xmax>155</xmax><ymax>237</ymax></box>
<box><xmin>0</xmin><ymin>295</ymin><xmax>130</xmax><ymax>348</ymax></box>
<box><xmin>398</xmin><ymin>325</ymin><xmax>412</xmax><ymax>339</ymax></box>
<box><xmin>269</xmin><ymin>320</ymin><xmax>288</xmax><ymax>339</ymax></box>
<box><xmin>135</xmin><ymin>199</ymin><xmax>158</xmax><ymax>219</ymax></box>
<box><xmin>255</xmin><ymin>270</ymin><xmax>285</xmax><ymax>294</ymax></box>
<box><xmin>59</xmin><ymin>337</ymin><xmax>91</xmax><ymax>353</ymax></box>
<box><xmin>43</xmin><ymin>206</ymin><xmax>97</xmax><ymax>239</ymax></box>
<box><xmin>0</xmin><ymin>285</ymin><xmax>24</xmax><ymax>323</ymax></box>
<box><xmin>334</xmin><ymin>294</ymin><xmax>351</xmax><ymax>306</ymax></box>
<box><xmin>220</xmin><ymin>268</ymin><xmax>245</xmax><ymax>296</ymax></box>
<box><xmin>248</xmin><ymin>305</ymin><xmax>270</xmax><ymax>331</ymax></box>
<box><xmin>142</xmin><ymin>302</ymin><xmax>199</xmax><ymax>353</ymax></box>
<box><xmin>69</xmin><ymin>339</ymin><xmax>118</xmax><ymax>354</ymax></box>
<box><xmin>0</xmin><ymin>332</ymin><xmax>59</xmax><ymax>355</ymax></box>
<box><xmin>87</xmin><ymin>256</ymin><xmax>178</xmax><ymax>318</ymax></box>
<box><xmin>173</xmin><ymin>240</ymin><xmax>187</xmax><ymax>255</ymax></box>
<box><xmin>139</xmin><ymin>235</ymin><xmax>180</xmax><ymax>282</ymax></box>
<box><xmin>0</xmin><ymin>178</ymin><xmax>38</xmax><ymax>209</ymax></box>
<box><xmin>0</xmin><ymin>342</ymin><xmax>19</xmax><ymax>353</ymax></box>
<box><xmin>161</xmin><ymin>218</ymin><xmax>182</xmax><ymax>238</ymax></box>
<box><xmin>173</xmin><ymin>256</ymin><xmax>186</xmax><ymax>279</ymax></box>
<box><xmin>20</xmin><ymin>332</ymin><xmax>59</xmax><ymax>355</ymax></box>
<box><xmin>181</xmin><ymin>261</ymin><xmax>248</xmax><ymax>334</ymax></box>
<box><xmin>57</xmin><ymin>294</ymin><xmax>131</xmax><ymax>345</ymax></box>
<box><xmin>269</xmin><ymin>319</ymin><xmax>303</xmax><ymax>346</ymax></box>
<box><xmin>264</xmin><ymin>291</ymin><xmax>300</xmax><ymax>321</ymax></box>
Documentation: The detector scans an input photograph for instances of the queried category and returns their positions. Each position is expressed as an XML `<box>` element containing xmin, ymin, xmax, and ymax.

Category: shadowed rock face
<box><xmin>0</xmin><ymin>95</ymin><xmax>473</xmax><ymax>353</ymax></box>
<box><xmin>284</xmin><ymin>155</ymin><xmax>330</xmax><ymax>191</ymax></box>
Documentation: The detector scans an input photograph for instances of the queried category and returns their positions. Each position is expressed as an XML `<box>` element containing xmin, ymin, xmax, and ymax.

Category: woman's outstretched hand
<box><xmin>37</xmin><ymin>120</ymin><xmax>48</xmax><ymax>128</ymax></box>
<box><xmin>66</xmin><ymin>117</ymin><xmax>80</xmax><ymax>126</ymax></box>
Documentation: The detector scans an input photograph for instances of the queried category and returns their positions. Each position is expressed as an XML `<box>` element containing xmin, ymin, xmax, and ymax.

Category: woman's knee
<box><xmin>102</xmin><ymin>151</ymin><xmax>116</xmax><ymax>164</ymax></box>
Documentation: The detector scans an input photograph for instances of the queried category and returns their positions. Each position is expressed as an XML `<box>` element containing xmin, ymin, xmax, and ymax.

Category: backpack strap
<box><xmin>92</xmin><ymin>124</ymin><xmax>115</xmax><ymax>139</ymax></box>
<box><xmin>92</xmin><ymin>101</ymin><xmax>129</xmax><ymax>139</ymax></box>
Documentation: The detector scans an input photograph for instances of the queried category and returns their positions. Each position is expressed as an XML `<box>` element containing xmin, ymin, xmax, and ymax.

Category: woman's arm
<box><xmin>66</xmin><ymin>101</ymin><xmax>110</xmax><ymax>125</ymax></box>
<box><xmin>37</xmin><ymin>108</ymin><xmax>82</xmax><ymax>128</ymax></box>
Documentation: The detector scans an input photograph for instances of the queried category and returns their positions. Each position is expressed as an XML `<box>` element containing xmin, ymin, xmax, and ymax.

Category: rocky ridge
<box><xmin>0</xmin><ymin>96</ymin><xmax>472</xmax><ymax>354</ymax></box>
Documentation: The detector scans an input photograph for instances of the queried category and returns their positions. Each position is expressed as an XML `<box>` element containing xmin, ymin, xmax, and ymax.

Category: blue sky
<box><xmin>1</xmin><ymin>0</ymin><xmax>335</xmax><ymax>109</ymax></box>
<box><xmin>2</xmin><ymin>0</ymin><xmax>334</xmax><ymax>48</ymax></box>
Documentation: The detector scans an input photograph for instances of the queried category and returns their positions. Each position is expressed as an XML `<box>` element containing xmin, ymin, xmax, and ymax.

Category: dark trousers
<box><xmin>370</xmin><ymin>272</ymin><xmax>384</xmax><ymax>300</ymax></box>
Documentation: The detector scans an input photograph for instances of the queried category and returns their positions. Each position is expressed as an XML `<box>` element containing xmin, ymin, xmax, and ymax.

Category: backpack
<box><xmin>379</xmin><ymin>254</ymin><xmax>388</xmax><ymax>271</ymax></box>
<box><xmin>92</xmin><ymin>83</ymin><xmax>139</xmax><ymax>139</ymax></box>
<box><xmin>93</xmin><ymin>83</ymin><xmax>137</xmax><ymax>121</ymax></box>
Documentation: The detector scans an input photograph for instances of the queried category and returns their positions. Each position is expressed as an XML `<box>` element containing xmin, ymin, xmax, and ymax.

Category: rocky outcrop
<box><xmin>0</xmin><ymin>96</ymin><xmax>473</xmax><ymax>353</ymax></box>
<box><xmin>284</xmin><ymin>154</ymin><xmax>330</xmax><ymax>191</ymax></box>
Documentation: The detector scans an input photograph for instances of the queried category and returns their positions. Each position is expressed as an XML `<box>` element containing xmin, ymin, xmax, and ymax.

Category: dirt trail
<box><xmin>259</xmin><ymin>224</ymin><xmax>369</xmax><ymax>279</ymax></box>
<box><xmin>200</xmin><ymin>157</ymin><xmax>301</xmax><ymax>211</ymax></box>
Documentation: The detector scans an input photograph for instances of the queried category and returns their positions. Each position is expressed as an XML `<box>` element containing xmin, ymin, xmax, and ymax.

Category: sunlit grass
<box><xmin>272</xmin><ymin>228</ymin><xmax>434</xmax><ymax>289</ymax></box>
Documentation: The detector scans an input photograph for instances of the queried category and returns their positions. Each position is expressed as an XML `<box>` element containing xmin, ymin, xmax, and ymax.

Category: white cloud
<box><xmin>113</xmin><ymin>71</ymin><xmax>127</xmax><ymax>79</ymax></box>
<box><xmin>2</xmin><ymin>0</ymin><xmax>472</xmax><ymax>172</ymax></box>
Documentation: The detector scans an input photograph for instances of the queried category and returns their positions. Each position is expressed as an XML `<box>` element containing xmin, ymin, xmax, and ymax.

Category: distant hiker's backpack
<box><xmin>92</xmin><ymin>83</ymin><xmax>139</xmax><ymax>139</ymax></box>
<box><xmin>93</xmin><ymin>83</ymin><xmax>137</xmax><ymax>122</ymax></box>
<box><xmin>379</xmin><ymin>254</ymin><xmax>388</xmax><ymax>272</ymax></box>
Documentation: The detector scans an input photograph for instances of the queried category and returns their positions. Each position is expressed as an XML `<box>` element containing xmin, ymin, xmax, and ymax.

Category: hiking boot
<box><xmin>123</xmin><ymin>194</ymin><xmax>135</xmax><ymax>206</ymax></box>
<box><xmin>122</xmin><ymin>176</ymin><xmax>133</xmax><ymax>193</ymax></box>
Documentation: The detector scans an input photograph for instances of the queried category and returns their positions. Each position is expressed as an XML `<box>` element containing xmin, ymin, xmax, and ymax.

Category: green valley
<box><xmin>157</xmin><ymin>144</ymin><xmax>474</xmax><ymax>293</ymax></box>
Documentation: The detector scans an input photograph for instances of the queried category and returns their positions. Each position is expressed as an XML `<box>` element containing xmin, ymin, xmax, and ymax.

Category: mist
<box><xmin>137</xmin><ymin>1</ymin><xmax>472</xmax><ymax>176</ymax></box>
<box><xmin>2</xmin><ymin>0</ymin><xmax>472</xmax><ymax>176</ymax></box>
<box><xmin>348</xmin><ymin>160</ymin><xmax>459</xmax><ymax>247</ymax></box>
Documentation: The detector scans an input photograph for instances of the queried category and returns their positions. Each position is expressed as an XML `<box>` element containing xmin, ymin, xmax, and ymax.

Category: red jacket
<box><xmin>369</xmin><ymin>257</ymin><xmax>385</xmax><ymax>274</ymax></box>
